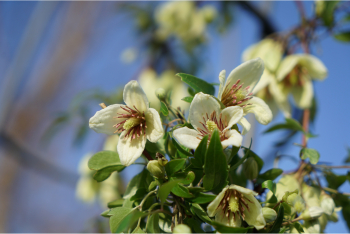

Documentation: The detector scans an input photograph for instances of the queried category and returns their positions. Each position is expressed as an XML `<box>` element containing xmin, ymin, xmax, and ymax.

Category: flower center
<box><xmin>123</xmin><ymin>118</ymin><xmax>142</xmax><ymax>130</ymax></box>
<box><xmin>220</xmin><ymin>79</ymin><xmax>253</xmax><ymax>108</ymax></box>
<box><xmin>196</xmin><ymin>111</ymin><xmax>228</xmax><ymax>142</ymax></box>
<box><xmin>113</xmin><ymin>105</ymin><xmax>147</xmax><ymax>141</ymax></box>
<box><xmin>283</xmin><ymin>65</ymin><xmax>308</xmax><ymax>88</ymax></box>
<box><xmin>206</xmin><ymin>120</ymin><xmax>218</xmax><ymax>133</ymax></box>
<box><xmin>228</xmin><ymin>196</ymin><xmax>239</xmax><ymax>212</ymax></box>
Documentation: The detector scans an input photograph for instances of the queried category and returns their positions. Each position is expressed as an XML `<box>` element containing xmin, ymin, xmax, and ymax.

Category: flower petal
<box><xmin>243</xmin><ymin>97</ymin><xmax>273</xmax><ymax>125</ymax></box>
<box><xmin>221</xmin><ymin>130</ymin><xmax>242</xmax><ymax>148</ymax></box>
<box><xmin>252</xmin><ymin>70</ymin><xmax>274</xmax><ymax>94</ymax></box>
<box><xmin>298</xmin><ymin>54</ymin><xmax>328</xmax><ymax>80</ymax></box>
<box><xmin>268</xmin><ymin>78</ymin><xmax>291</xmax><ymax>118</ymax></box>
<box><xmin>242</xmin><ymin>193</ymin><xmax>266</xmax><ymax>230</ymax></box>
<box><xmin>189</xmin><ymin>92</ymin><xmax>221</xmax><ymax>131</ymax></box>
<box><xmin>207</xmin><ymin>187</ymin><xmax>228</xmax><ymax>217</ymax></box>
<box><xmin>276</xmin><ymin>55</ymin><xmax>300</xmax><ymax>81</ymax></box>
<box><xmin>172</xmin><ymin>127</ymin><xmax>202</xmax><ymax>149</ymax></box>
<box><xmin>228</xmin><ymin>184</ymin><xmax>258</xmax><ymax>196</ymax></box>
<box><xmin>291</xmin><ymin>79</ymin><xmax>313</xmax><ymax>109</ymax></box>
<box><xmin>89</xmin><ymin>104</ymin><xmax>127</xmax><ymax>135</ymax></box>
<box><xmin>215</xmin><ymin>209</ymin><xmax>242</xmax><ymax>227</ymax></box>
<box><xmin>238</xmin><ymin>117</ymin><xmax>251</xmax><ymax>135</ymax></box>
<box><xmin>225</xmin><ymin>58</ymin><xmax>264</xmax><ymax>93</ymax></box>
<box><xmin>221</xmin><ymin>106</ymin><xmax>244</xmax><ymax>131</ymax></box>
<box><xmin>217</xmin><ymin>70</ymin><xmax>226</xmax><ymax>100</ymax></box>
<box><xmin>123</xmin><ymin>80</ymin><xmax>149</xmax><ymax>112</ymax></box>
<box><xmin>117</xmin><ymin>131</ymin><xmax>147</xmax><ymax>166</ymax></box>
<box><xmin>145</xmin><ymin>108</ymin><xmax>164</xmax><ymax>142</ymax></box>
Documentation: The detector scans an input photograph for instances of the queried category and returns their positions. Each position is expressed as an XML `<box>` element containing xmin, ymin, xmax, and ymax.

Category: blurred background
<box><xmin>0</xmin><ymin>1</ymin><xmax>349</xmax><ymax>232</ymax></box>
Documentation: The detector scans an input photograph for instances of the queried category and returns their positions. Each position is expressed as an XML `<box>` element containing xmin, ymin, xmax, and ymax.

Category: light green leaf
<box><xmin>257</xmin><ymin>168</ymin><xmax>283</xmax><ymax>184</ymax></box>
<box><xmin>176</xmin><ymin>73</ymin><xmax>215</xmax><ymax>95</ymax></box>
<box><xmin>191</xmin><ymin>203</ymin><xmax>212</xmax><ymax>224</ymax></box>
<box><xmin>182</xmin><ymin>96</ymin><xmax>194</xmax><ymax>103</ymax></box>
<box><xmin>109</xmin><ymin>207</ymin><xmax>145</xmax><ymax>233</ymax></box>
<box><xmin>262</xmin><ymin>180</ymin><xmax>276</xmax><ymax>194</ymax></box>
<box><xmin>92</xmin><ymin>165</ymin><xmax>124</xmax><ymax>182</ymax></box>
<box><xmin>171</xmin><ymin>184</ymin><xmax>194</xmax><ymax>198</ymax></box>
<box><xmin>124</xmin><ymin>169</ymin><xmax>152</xmax><ymax>199</ymax></box>
<box><xmin>108</xmin><ymin>198</ymin><xmax>124</xmax><ymax>208</ymax></box>
<box><xmin>165</xmin><ymin>159</ymin><xmax>186</xmax><ymax>176</ymax></box>
<box><xmin>172</xmin><ymin>138</ymin><xmax>193</xmax><ymax>157</ymax></box>
<box><xmin>147</xmin><ymin>214</ymin><xmax>160</xmax><ymax>233</ymax></box>
<box><xmin>191</xmin><ymin>135</ymin><xmax>208</xmax><ymax>168</ymax></box>
<box><xmin>211</xmin><ymin>221</ymin><xmax>251</xmax><ymax>233</ymax></box>
<box><xmin>186</xmin><ymin>193</ymin><xmax>216</xmax><ymax>204</ymax></box>
<box><xmin>158</xmin><ymin>179</ymin><xmax>183</xmax><ymax>204</ymax></box>
<box><xmin>88</xmin><ymin>151</ymin><xmax>125</xmax><ymax>181</ymax></box>
<box><xmin>269</xmin><ymin>205</ymin><xmax>284</xmax><ymax>233</ymax></box>
<box><xmin>160</xmin><ymin>101</ymin><xmax>169</xmax><ymax>116</ymax></box>
<box><xmin>301</xmin><ymin>148</ymin><xmax>320</xmax><ymax>164</ymax></box>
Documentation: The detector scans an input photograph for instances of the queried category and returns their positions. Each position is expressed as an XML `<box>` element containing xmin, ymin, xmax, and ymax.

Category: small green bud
<box><xmin>147</xmin><ymin>160</ymin><xmax>165</xmax><ymax>179</ymax></box>
<box><xmin>243</xmin><ymin>157</ymin><xmax>259</xmax><ymax>180</ymax></box>
<box><xmin>173</xmin><ymin>224</ymin><xmax>191</xmax><ymax>233</ymax></box>
<box><xmin>300</xmin><ymin>207</ymin><xmax>324</xmax><ymax>219</ymax></box>
<box><xmin>156</xmin><ymin>152</ymin><xmax>168</xmax><ymax>166</ymax></box>
<box><xmin>262</xmin><ymin>207</ymin><xmax>277</xmax><ymax>223</ymax></box>
<box><xmin>155</xmin><ymin>88</ymin><xmax>167</xmax><ymax>101</ymax></box>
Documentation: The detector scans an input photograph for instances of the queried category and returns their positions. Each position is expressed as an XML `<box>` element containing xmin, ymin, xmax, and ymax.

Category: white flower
<box><xmin>276</xmin><ymin>54</ymin><xmax>327</xmax><ymax>109</ymax></box>
<box><xmin>89</xmin><ymin>80</ymin><xmax>164</xmax><ymax>166</ymax></box>
<box><xmin>218</xmin><ymin>58</ymin><xmax>273</xmax><ymax>134</ymax></box>
<box><xmin>173</xmin><ymin>92</ymin><xmax>243</xmax><ymax>149</ymax></box>
<box><xmin>138</xmin><ymin>69</ymin><xmax>189</xmax><ymax>111</ymax></box>
<box><xmin>207</xmin><ymin>185</ymin><xmax>266</xmax><ymax>230</ymax></box>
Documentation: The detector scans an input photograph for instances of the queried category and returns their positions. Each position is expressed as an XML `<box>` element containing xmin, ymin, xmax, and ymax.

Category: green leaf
<box><xmin>301</xmin><ymin>148</ymin><xmax>320</xmax><ymax>165</ymax></box>
<box><xmin>109</xmin><ymin>207</ymin><xmax>145</xmax><ymax>233</ymax></box>
<box><xmin>269</xmin><ymin>205</ymin><xmax>284</xmax><ymax>233</ymax></box>
<box><xmin>165</xmin><ymin>159</ymin><xmax>186</xmax><ymax>176</ymax></box>
<box><xmin>171</xmin><ymin>184</ymin><xmax>194</xmax><ymax>198</ymax></box>
<box><xmin>186</xmin><ymin>193</ymin><xmax>216</xmax><ymax>204</ymax></box>
<box><xmin>242</xmin><ymin>148</ymin><xmax>264</xmax><ymax>173</ymax></box>
<box><xmin>257</xmin><ymin>168</ymin><xmax>283</xmax><ymax>184</ymax></box>
<box><xmin>176</xmin><ymin>73</ymin><xmax>215</xmax><ymax>95</ymax></box>
<box><xmin>321</xmin><ymin>1</ymin><xmax>339</xmax><ymax>27</ymax></box>
<box><xmin>132</xmin><ymin>227</ymin><xmax>145</xmax><ymax>233</ymax></box>
<box><xmin>108</xmin><ymin>198</ymin><xmax>124</xmax><ymax>208</ymax></box>
<box><xmin>293</xmin><ymin>222</ymin><xmax>304</xmax><ymax>233</ymax></box>
<box><xmin>182</xmin><ymin>96</ymin><xmax>194</xmax><ymax>103</ymax></box>
<box><xmin>213</xmin><ymin>96</ymin><xmax>226</xmax><ymax>109</ymax></box>
<box><xmin>265</xmin><ymin>118</ymin><xmax>304</xmax><ymax>133</ymax></box>
<box><xmin>211</xmin><ymin>221</ymin><xmax>251</xmax><ymax>233</ymax></box>
<box><xmin>203</xmin><ymin>129</ymin><xmax>228</xmax><ymax>193</ymax></box>
<box><xmin>92</xmin><ymin>165</ymin><xmax>124</xmax><ymax>182</ymax></box>
<box><xmin>191</xmin><ymin>135</ymin><xmax>208</xmax><ymax>168</ymax></box>
<box><xmin>158</xmin><ymin>179</ymin><xmax>183</xmax><ymax>204</ymax></box>
<box><xmin>230</xmin><ymin>140</ymin><xmax>252</xmax><ymax>171</ymax></box>
<box><xmin>325</xmin><ymin>172</ymin><xmax>347</xmax><ymax>190</ymax></box>
<box><xmin>183</xmin><ymin>217</ymin><xmax>205</xmax><ymax>233</ymax></box>
<box><xmin>88</xmin><ymin>150</ymin><xmax>125</xmax><ymax>171</ymax></box>
<box><xmin>101</xmin><ymin>209</ymin><xmax>111</xmax><ymax>217</ymax></box>
<box><xmin>191</xmin><ymin>203</ymin><xmax>212</xmax><ymax>224</ymax></box>
<box><xmin>172</xmin><ymin>138</ymin><xmax>193</xmax><ymax>157</ymax></box>
<box><xmin>187</xmin><ymin>87</ymin><xmax>197</xmax><ymax>96</ymax></box>
<box><xmin>160</xmin><ymin>101</ymin><xmax>169</xmax><ymax>116</ymax></box>
<box><xmin>124</xmin><ymin>169</ymin><xmax>152</xmax><ymax>199</ymax></box>
<box><xmin>262</xmin><ymin>180</ymin><xmax>276</xmax><ymax>194</ymax></box>
<box><xmin>147</xmin><ymin>213</ymin><xmax>160</xmax><ymax>233</ymax></box>
<box><xmin>334</xmin><ymin>31</ymin><xmax>350</xmax><ymax>42</ymax></box>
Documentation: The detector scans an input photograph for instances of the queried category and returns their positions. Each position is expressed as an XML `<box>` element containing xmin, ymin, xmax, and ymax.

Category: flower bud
<box><xmin>173</xmin><ymin>224</ymin><xmax>191</xmax><ymax>233</ymax></box>
<box><xmin>156</xmin><ymin>152</ymin><xmax>168</xmax><ymax>166</ymax></box>
<box><xmin>155</xmin><ymin>88</ymin><xmax>167</xmax><ymax>101</ymax></box>
<box><xmin>300</xmin><ymin>206</ymin><xmax>324</xmax><ymax>219</ymax></box>
<box><xmin>262</xmin><ymin>207</ymin><xmax>277</xmax><ymax>223</ymax></box>
<box><xmin>147</xmin><ymin>160</ymin><xmax>165</xmax><ymax>179</ymax></box>
<box><xmin>200</xmin><ymin>6</ymin><xmax>217</xmax><ymax>23</ymax></box>
<box><xmin>243</xmin><ymin>157</ymin><xmax>259</xmax><ymax>180</ymax></box>
<box><xmin>320</xmin><ymin>194</ymin><xmax>335</xmax><ymax>215</ymax></box>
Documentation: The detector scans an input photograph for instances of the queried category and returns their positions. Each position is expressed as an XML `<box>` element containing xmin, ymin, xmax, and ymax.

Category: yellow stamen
<box><xmin>206</xmin><ymin>120</ymin><xmax>217</xmax><ymax>133</ymax></box>
<box><xmin>228</xmin><ymin>196</ymin><xmax>239</xmax><ymax>212</ymax></box>
<box><xmin>123</xmin><ymin>118</ymin><xmax>141</xmax><ymax>130</ymax></box>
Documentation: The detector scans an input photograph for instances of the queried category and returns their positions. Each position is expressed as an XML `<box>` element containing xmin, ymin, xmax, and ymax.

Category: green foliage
<box><xmin>182</xmin><ymin>96</ymin><xmax>194</xmax><ymax>103</ymax></box>
<box><xmin>257</xmin><ymin>168</ymin><xmax>283</xmax><ymax>184</ymax></box>
<box><xmin>300</xmin><ymin>148</ymin><xmax>320</xmax><ymax>165</ymax></box>
<box><xmin>334</xmin><ymin>31</ymin><xmax>350</xmax><ymax>42</ymax></box>
<box><xmin>265</xmin><ymin>118</ymin><xmax>316</xmax><ymax>138</ymax></box>
<box><xmin>203</xmin><ymin>129</ymin><xmax>228</xmax><ymax>193</ymax></box>
<box><xmin>176</xmin><ymin>73</ymin><xmax>215</xmax><ymax>95</ymax></box>
<box><xmin>160</xmin><ymin>101</ymin><xmax>169</xmax><ymax>116</ymax></box>
<box><xmin>88</xmin><ymin>151</ymin><xmax>125</xmax><ymax>182</ymax></box>
<box><xmin>172</xmin><ymin>138</ymin><xmax>193</xmax><ymax>157</ymax></box>
<box><xmin>158</xmin><ymin>179</ymin><xmax>183</xmax><ymax>204</ymax></box>
<box><xmin>269</xmin><ymin>205</ymin><xmax>284</xmax><ymax>233</ymax></box>
<box><xmin>191</xmin><ymin>135</ymin><xmax>208</xmax><ymax>168</ymax></box>
<box><xmin>109</xmin><ymin>207</ymin><xmax>146</xmax><ymax>233</ymax></box>
<box><xmin>165</xmin><ymin>158</ymin><xmax>186</xmax><ymax>176</ymax></box>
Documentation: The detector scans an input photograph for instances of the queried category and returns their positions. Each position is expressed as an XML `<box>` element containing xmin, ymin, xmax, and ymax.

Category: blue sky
<box><xmin>1</xmin><ymin>1</ymin><xmax>349</xmax><ymax>232</ymax></box>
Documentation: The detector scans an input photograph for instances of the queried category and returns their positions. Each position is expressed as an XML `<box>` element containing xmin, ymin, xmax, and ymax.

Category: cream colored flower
<box><xmin>138</xmin><ymin>69</ymin><xmax>189</xmax><ymax>111</ymax></box>
<box><xmin>218</xmin><ymin>58</ymin><xmax>273</xmax><ymax>134</ymax></box>
<box><xmin>207</xmin><ymin>185</ymin><xmax>266</xmax><ymax>230</ymax></box>
<box><xmin>154</xmin><ymin>1</ymin><xmax>216</xmax><ymax>43</ymax></box>
<box><xmin>276</xmin><ymin>54</ymin><xmax>327</xmax><ymax>109</ymax></box>
<box><xmin>89</xmin><ymin>80</ymin><xmax>164</xmax><ymax>166</ymax></box>
<box><xmin>173</xmin><ymin>92</ymin><xmax>243</xmax><ymax>149</ymax></box>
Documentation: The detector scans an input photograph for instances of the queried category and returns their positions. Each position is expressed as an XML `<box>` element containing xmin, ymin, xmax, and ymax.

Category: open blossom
<box><xmin>276</xmin><ymin>54</ymin><xmax>327</xmax><ymax>109</ymax></box>
<box><xmin>217</xmin><ymin>58</ymin><xmax>273</xmax><ymax>134</ymax></box>
<box><xmin>89</xmin><ymin>80</ymin><xmax>164</xmax><ymax>166</ymax></box>
<box><xmin>207</xmin><ymin>185</ymin><xmax>266</xmax><ymax>230</ymax></box>
<box><xmin>173</xmin><ymin>92</ymin><xmax>243</xmax><ymax>149</ymax></box>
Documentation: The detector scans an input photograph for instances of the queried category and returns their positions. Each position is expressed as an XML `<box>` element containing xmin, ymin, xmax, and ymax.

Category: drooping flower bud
<box><xmin>147</xmin><ymin>160</ymin><xmax>165</xmax><ymax>179</ymax></box>
<box><xmin>286</xmin><ymin>193</ymin><xmax>305</xmax><ymax>213</ymax></box>
<box><xmin>243</xmin><ymin>157</ymin><xmax>259</xmax><ymax>180</ymax></box>
<box><xmin>173</xmin><ymin>224</ymin><xmax>192</xmax><ymax>233</ymax></box>
<box><xmin>262</xmin><ymin>207</ymin><xmax>277</xmax><ymax>223</ymax></box>
<box><xmin>300</xmin><ymin>206</ymin><xmax>324</xmax><ymax>219</ymax></box>
<box><xmin>320</xmin><ymin>194</ymin><xmax>335</xmax><ymax>215</ymax></box>
<box><xmin>155</xmin><ymin>88</ymin><xmax>167</xmax><ymax>101</ymax></box>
